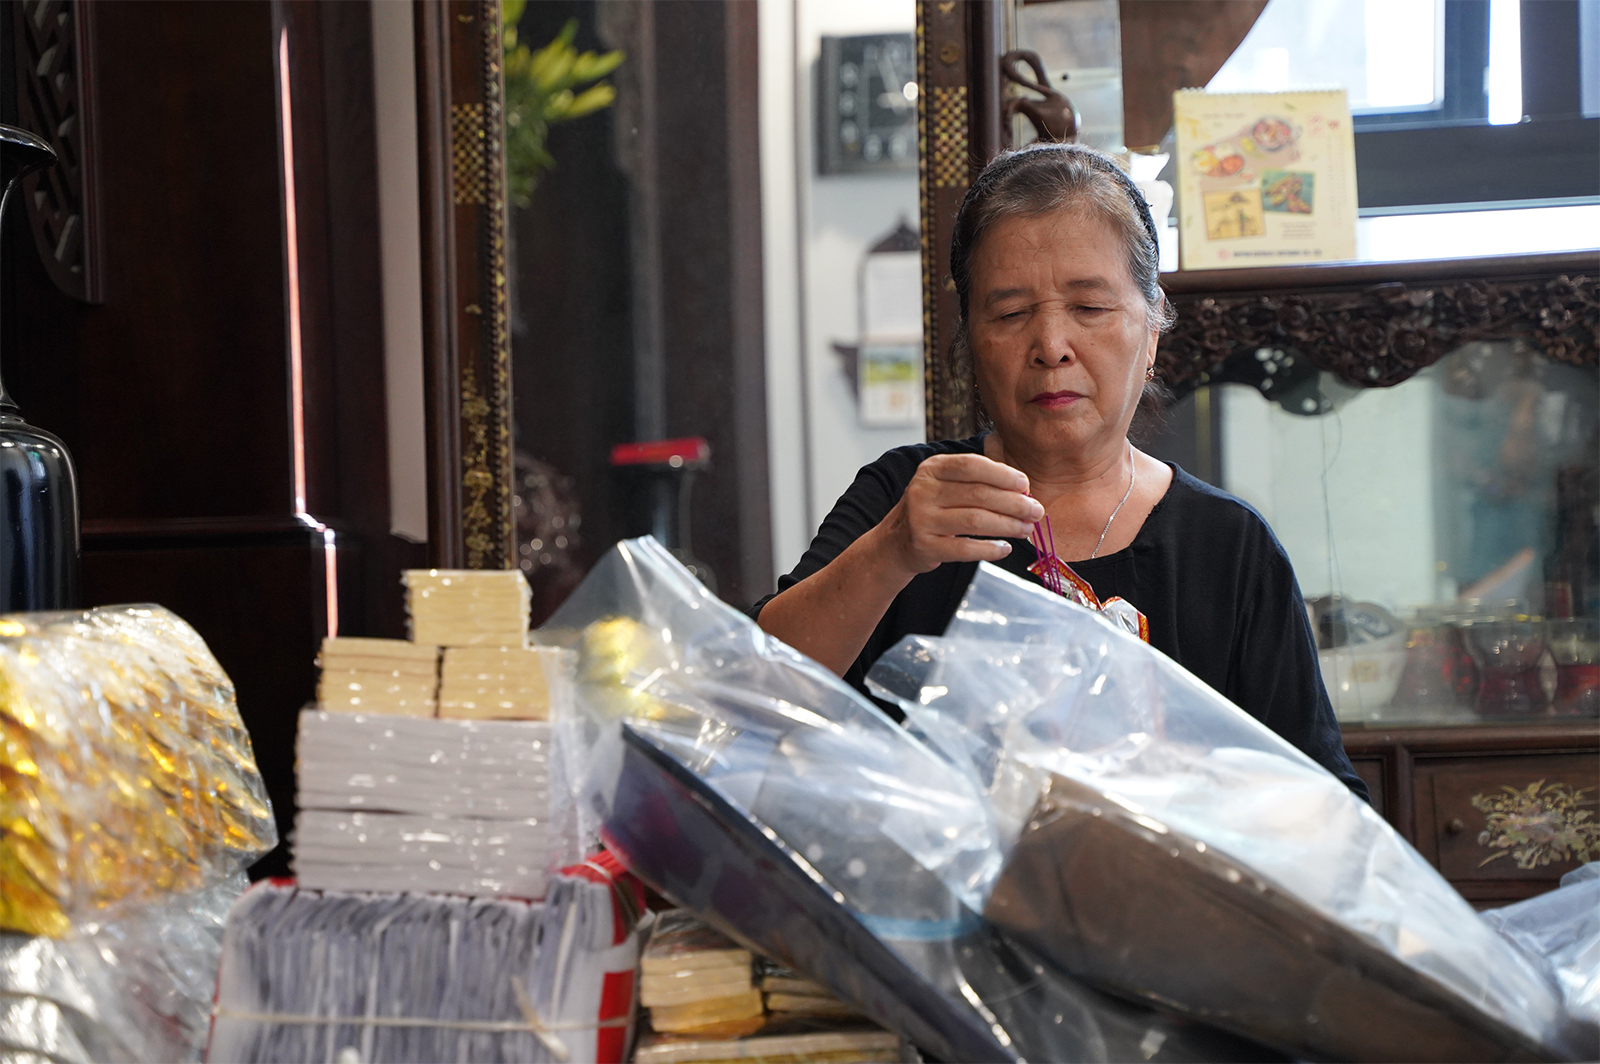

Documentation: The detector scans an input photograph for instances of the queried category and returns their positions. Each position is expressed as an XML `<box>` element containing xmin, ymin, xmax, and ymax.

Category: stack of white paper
<box><xmin>438</xmin><ymin>645</ymin><xmax>561</xmax><ymax>720</ymax></box>
<box><xmin>315</xmin><ymin>637</ymin><xmax>440</xmax><ymax>716</ymax></box>
<box><xmin>293</xmin><ymin>811</ymin><xmax>549</xmax><ymax>896</ymax></box>
<box><xmin>404</xmin><ymin>569</ymin><xmax>531</xmax><ymax>648</ymax></box>
<box><xmin>520</xmin><ymin>857</ymin><xmax>643</xmax><ymax>1064</ymax></box>
<box><xmin>295</xmin><ymin>710</ymin><xmax>550</xmax><ymax>816</ymax></box>
<box><xmin>293</xmin><ymin>711</ymin><xmax>553</xmax><ymax>896</ymax></box>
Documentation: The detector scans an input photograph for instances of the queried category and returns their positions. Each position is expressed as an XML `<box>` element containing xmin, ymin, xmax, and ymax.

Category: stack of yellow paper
<box><xmin>315</xmin><ymin>637</ymin><xmax>440</xmax><ymax>717</ymax></box>
<box><xmin>437</xmin><ymin>645</ymin><xmax>561</xmax><ymax>720</ymax></box>
<box><xmin>641</xmin><ymin>912</ymin><xmax>764</xmax><ymax>1037</ymax></box>
<box><xmin>761</xmin><ymin>970</ymin><xmax>862</xmax><ymax>1020</ymax></box>
<box><xmin>403</xmin><ymin>569</ymin><xmax>530</xmax><ymax>648</ymax></box>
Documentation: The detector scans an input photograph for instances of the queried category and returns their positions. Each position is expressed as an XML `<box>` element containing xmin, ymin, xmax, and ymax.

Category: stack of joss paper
<box><xmin>315</xmin><ymin>636</ymin><xmax>440</xmax><ymax>716</ymax></box>
<box><xmin>0</xmin><ymin>606</ymin><xmax>276</xmax><ymax>937</ymax></box>
<box><xmin>634</xmin><ymin>912</ymin><xmax>898</xmax><ymax>1064</ymax></box>
<box><xmin>405</xmin><ymin>568</ymin><xmax>531</xmax><ymax>648</ymax></box>
<box><xmin>0</xmin><ymin>605</ymin><xmax>277</xmax><ymax>1062</ymax></box>
<box><xmin>292</xmin><ymin>709</ymin><xmax>556</xmax><ymax>896</ymax></box>
<box><xmin>760</xmin><ymin>968</ymin><xmax>864</xmax><ymax>1022</ymax></box>
<box><xmin>212</xmin><ymin>852</ymin><xmax>646</xmax><ymax>1064</ymax></box>
<box><xmin>294</xmin><ymin>568</ymin><xmax>569</xmax><ymax>895</ymax></box>
<box><xmin>438</xmin><ymin>645</ymin><xmax>561</xmax><ymax>720</ymax></box>
<box><xmin>641</xmin><ymin>912</ymin><xmax>764</xmax><ymax>1038</ymax></box>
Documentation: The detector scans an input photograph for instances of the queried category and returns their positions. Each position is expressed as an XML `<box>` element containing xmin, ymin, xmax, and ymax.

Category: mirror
<box><xmin>497</xmin><ymin>0</ymin><xmax>777</xmax><ymax>619</ymax></box>
<box><xmin>1212</xmin><ymin>341</ymin><xmax>1597</xmax><ymax>724</ymax></box>
<box><xmin>1005</xmin><ymin>0</ymin><xmax>1600</xmax><ymax>270</ymax></box>
<box><xmin>494</xmin><ymin>0</ymin><xmax>943</xmax><ymax>614</ymax></box>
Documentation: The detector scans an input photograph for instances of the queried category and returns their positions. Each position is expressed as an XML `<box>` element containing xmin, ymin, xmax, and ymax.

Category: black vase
<box><xmin>0</xmin><ymin>125</ymin><xmax>80</xmax><ymax>610</ymax></box>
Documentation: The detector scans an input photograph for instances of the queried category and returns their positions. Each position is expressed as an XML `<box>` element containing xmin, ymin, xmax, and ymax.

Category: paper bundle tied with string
<box><xmin>0</xmin><ymin>605</ymin><xmax>277</xmax><ymax>939</ymax></box>
<box><xmin>209</xmin><ymin>853</ymin><xmax>646</xmax><ymax>1064</ymax></box>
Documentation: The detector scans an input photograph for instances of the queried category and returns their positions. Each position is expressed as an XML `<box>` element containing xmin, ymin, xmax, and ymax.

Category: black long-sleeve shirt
<box><xmin>751</xmin><ymin>435</ymin><xmax>1368</xmax><ymax>800</ymax></box>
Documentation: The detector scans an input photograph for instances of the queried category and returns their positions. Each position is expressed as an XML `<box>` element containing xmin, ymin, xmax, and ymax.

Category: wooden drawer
<box><xmin>1415</xmin><ymin>753</ymin><xmax>1600</xmax><ymax>905</ymax></box>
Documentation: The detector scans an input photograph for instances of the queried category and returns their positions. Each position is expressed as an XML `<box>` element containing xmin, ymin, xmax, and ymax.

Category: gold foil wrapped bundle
<box><xmin>0</xmin><ymin>605</ymin><xmax>276</xmax><ymax>938</ymax></box>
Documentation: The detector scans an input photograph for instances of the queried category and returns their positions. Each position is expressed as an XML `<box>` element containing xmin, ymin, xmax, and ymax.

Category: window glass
<box><xmin>1208</xmin><ymin>0</ymin><xmax>1443</xmax><ymax>114</ymax></box>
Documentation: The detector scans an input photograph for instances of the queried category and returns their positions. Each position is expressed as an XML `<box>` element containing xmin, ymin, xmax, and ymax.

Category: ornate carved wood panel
<box><xmin>1157</xmin><ymin>253</ymin><xmax>1598</xmax><ymax>401</ymax></box>
<box><xmin>12</xmin><ymin>0</ymin><xmax>102</xmax><ymax>302</ymax></box>
<box><xmin>415</xmin><ymin>0</ymin><xmax>515</xmax><ymax>570</ymax></box>
<box><xmin>918</xmin><ymin>0</ymin><xmax>1004</xmax><ymax>442</ymax></box>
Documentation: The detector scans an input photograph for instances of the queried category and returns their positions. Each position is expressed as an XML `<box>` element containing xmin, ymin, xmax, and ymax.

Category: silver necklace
<box><xmin>1090</xmin><ymin>443</ymin><xmax>1136</xmax><ymax>559</ymax></box>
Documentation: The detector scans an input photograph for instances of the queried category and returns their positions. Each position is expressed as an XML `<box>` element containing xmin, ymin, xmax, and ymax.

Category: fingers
<box><xmin>913</xmin><ymin>455</ymin><xmax>1042</xmax><ymax>521</ymax></box>
<box><xmin>922</xmin><ymin>453</ymin><xmax>1031</xmax><ymax>493</ymax></box>
<box><xmin>921</xmin><ymin>506</ymin><xmax>1036</xmax><ymax>541</ymax></box>
<box><xmin>940</xmin><ymin>537</ymin><xmax>1014</xmax><ymax>564</ymax></box>
<box><xmin>934</xmin><ymin>481</ymin><xmax>1045</xmax><ymax>523</ymax></box>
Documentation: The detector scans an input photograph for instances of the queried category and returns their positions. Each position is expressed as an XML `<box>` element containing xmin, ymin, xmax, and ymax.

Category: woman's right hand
<box><xmin>873</xmin><ymin>454</ymin><xmax>1044</xmax><ymax>575</ymax></box>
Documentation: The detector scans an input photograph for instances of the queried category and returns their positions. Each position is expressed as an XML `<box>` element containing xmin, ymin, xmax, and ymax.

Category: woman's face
<box><xmin>967</xmin><ymin>208</ymin><xmax>1159</xmax><ymax>462</ymax></box>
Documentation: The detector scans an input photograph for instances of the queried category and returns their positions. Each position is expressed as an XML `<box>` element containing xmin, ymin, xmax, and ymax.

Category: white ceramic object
<box><xmin>1319</xmin><ymin>632</ymin><xmax>1408</xmax><ymax>721</ymax></box>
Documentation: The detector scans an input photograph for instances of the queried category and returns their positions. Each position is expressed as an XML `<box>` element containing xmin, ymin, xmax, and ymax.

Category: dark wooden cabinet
<box><xmin>2</xmin><ymin>0</ymin><xmax>431</xmax><ymax>877</ymax></box>
<box><xmin>1345</xmin><ymin>723</ymin><xmax>1600</xmax><ymax>907</ymax></box>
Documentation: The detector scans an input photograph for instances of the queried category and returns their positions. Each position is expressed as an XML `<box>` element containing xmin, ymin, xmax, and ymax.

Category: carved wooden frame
<box><xmin>1158</xmin><ymin>253</ymin><xmax>1599</xmax><ymax>400</ymax></box>
<box><xmin>11</xmin><ymin>0</ymin><xmax>103</xmax><ymax>303</ymax></box>
<box><xmin>414</xmin><ymin>0</ymin><xmax>514</xmax><ymax>570</ymax></box>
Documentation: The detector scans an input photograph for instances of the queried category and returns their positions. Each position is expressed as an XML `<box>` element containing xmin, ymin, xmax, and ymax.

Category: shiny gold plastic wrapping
<box><xmin>0</xmin><ymin>605</ymin><xmax>276</xmax><ymax>937</ymax></box>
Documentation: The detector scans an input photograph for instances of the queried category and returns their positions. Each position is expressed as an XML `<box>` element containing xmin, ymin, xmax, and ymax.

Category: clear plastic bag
<box><xmin>540</xmin><ymin>538</ymin><xmax>1282</xmax><ymax>1064</ymax></box>
<box><xmin>0</xmin><ymin>605</ymin><xmax>276</xmax><ymax>937</ymax></box>
<box><xmin>866</xmin><ymin>562</ymin><xmax>1590</xmax><ymax>1061</ymax></box>
<box><xmin>540</xmin><ymin>539</ymin><xmax>999</xmax><ymax>916</ymax></box>
<box><xmin>0</xmin><ymin>604</ymin><xmax>276</xmax><ymax>1061</ymax></box>
<box><xmin>2</xmin><ymin>875</ymin><xmax>245</xmax><ymax>1062</ymax></box>
<box><xmin>1483</xmin><ymin>863</ymin><xmax>1600</xmax><ymax>1025</ymax></box>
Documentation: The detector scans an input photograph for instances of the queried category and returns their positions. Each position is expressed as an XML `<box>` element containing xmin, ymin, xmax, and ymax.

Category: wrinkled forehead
<box><xmin>969</xmin><ymin>205</ymin><xmax>1137</xmax><ymax>291</ymax></box>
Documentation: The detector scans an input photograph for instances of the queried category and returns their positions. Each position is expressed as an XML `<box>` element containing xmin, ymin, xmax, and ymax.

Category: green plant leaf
<box><xmin>502</xmin><ymin>16</ymin><xmax>623</xmax><ymax>205</ymax></box>
<box><xmin>561</xmin><ymin>82</ymin><xmax>617</xmax><ymax>120</ymax></box>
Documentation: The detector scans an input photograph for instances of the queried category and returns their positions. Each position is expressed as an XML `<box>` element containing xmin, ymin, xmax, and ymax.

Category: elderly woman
<box><xmin>754</xmin><ymin>143</ymin><xmax>1366</xmax><ymax>797</ymax></box>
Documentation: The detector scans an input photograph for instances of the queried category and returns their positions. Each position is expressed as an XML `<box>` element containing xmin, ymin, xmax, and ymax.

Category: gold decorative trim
<box><xmin>449</xmin><ymin>1</ymin><xmax>513</xmax><ymax>571</ymax></box>
<box><xmin>916</xmin><ymin>1</ymin><xmax>934</xmax><ymax>441</ymax></box>
<box><xmin>930</xmin><ymin>86</ymin><xmax>969</xmax><ymax>188</ymax></box>
<box><xmin>479</xmin><ymin>0</ymin><xmax>514</xmax><ymax>569</ymax></box>
<box><xmin>450</xmin><ymin>102</ymin><xmax>487</xmax><ymax>205</ymax></box>
<box><xmin>460</xmin><ymin>362</ymin><xmax>493</xmax><ymax>568</ymax></box>
<box><xmin>1471</xmin><ymin>780</ymin><xmax>1599</xmax><ymax>870</ymax></box>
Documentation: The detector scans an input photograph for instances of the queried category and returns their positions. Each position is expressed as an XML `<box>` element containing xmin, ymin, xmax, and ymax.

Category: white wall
<box><xmin>1220</xmin><ymin>381</ymin><xmax>1438</xmax><ymax>612</ymax></box>
<box><xmin>371</xmin><ymin>0</ymin><xmax>429</xmax><ymax>543</ymax></box>
<box><xmin>760</xmin><ymin>0</ymin><xmax>923</xmax><ymax>579</ymax></box>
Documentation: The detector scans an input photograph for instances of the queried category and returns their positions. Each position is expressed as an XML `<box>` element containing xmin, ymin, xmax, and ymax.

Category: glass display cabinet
<box><xmin>1160</xmin><ymin>257</ymin><xmax>1598</xmax><ymax>907</ymax></box>
<box><xmin>916</xmin><ymin>0</ymin><xmax>1598</xmax><ymax>905</ymax></box>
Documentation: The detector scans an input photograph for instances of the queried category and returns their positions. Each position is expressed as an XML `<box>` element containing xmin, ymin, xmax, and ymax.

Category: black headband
<box><xmin>963</xmin><ymin>142</ymin><xmax>1162</xmax><ymax>253</ymax></box>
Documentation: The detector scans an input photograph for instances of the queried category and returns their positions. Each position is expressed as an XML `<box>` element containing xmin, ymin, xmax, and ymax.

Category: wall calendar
<box><xmin>1173</xmin><ymin>89</ymin><xmax>1358</xmax><ymax>271</ymax></box>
